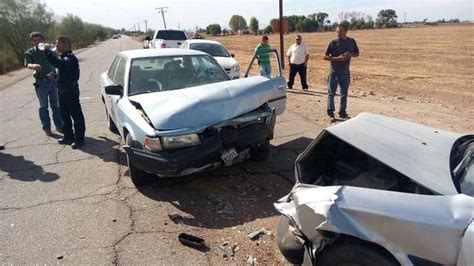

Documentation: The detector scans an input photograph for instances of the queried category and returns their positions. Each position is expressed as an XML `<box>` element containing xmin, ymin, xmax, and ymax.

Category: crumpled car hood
<box><xmin>275</xmin><ymin>183</ymin><xmax>474</xmax><ymax>265</ymax></box>
<box><xmin>298</xmin><ymin>112</ymin><xmax>474</xmax><ymax>195</ymax></box>
<box><xmin>128</xmin><ymin>76</ymin><xmax>278</xmax><ymax>131</ymax></box>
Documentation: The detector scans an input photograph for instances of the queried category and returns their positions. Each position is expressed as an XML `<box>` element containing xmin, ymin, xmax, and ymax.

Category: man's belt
<box><xmin>35</xmin><ymin>75</ymin><xmax>57</xmax><ymax>81</ymax></box>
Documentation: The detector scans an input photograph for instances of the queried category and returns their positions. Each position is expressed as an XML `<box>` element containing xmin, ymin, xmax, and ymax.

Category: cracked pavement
<box><xmin>0</xmin><ymin>36</ymin><xmax>323</xmax><ymax>264</ymax></box>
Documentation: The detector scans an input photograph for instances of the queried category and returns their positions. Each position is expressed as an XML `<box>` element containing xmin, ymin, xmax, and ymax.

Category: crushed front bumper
<box><xmin>124</xmin><ymin>107</ymin><xmax>275</xmax><ymax>177</ymax></box>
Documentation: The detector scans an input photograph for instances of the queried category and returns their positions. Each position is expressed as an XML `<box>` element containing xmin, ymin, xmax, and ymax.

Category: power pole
<box><xmin>137</xmin><ymin>23</ymin><xmax>141</xmax><ymax>33</ymax></box>
<box><xmin>155</xmin><ymin>7</ymin><xmax>168</xmax><ymax>29</ymax></box>
<box><xmin>178</xmin><ymin>22</ymin><xmax>180</xmax><ymax>29</ymax></box>
<box><xmin>404</xmin><ymin>12</ymin><xmax>407</xmax><ymax>23</ymax></box>
<box><xmin>279</xmin><ymin>0</ymin><xmax>284</xmax><ymax>69</ymax></box>
<box><xmin>144</xmin><ymin>19</ymin><xmax>148</xmax><ymax>34</ymax></box>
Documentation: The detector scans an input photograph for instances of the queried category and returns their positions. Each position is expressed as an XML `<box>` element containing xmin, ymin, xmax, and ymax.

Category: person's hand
<box><xmin>342</xmin><ymin>52</ymin><xmax>353</xmax><ymax>60</ymax></box>
<box><xmin>30</xmin><ymin>64</ymin><xmax>42</xmax><ymax>71</ymax></box>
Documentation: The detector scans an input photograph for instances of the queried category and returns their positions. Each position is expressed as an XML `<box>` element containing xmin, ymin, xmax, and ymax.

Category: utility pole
<box><xmin>404</xmin><ymin>12</ymin><xmax>407</xmax><ymax>23</ymax></box>
<box><xmin>136</xmin><ymin>23</ymin><xmax>141</xmax><ymax>33</ymax></box>
<box><xmin>155</xmin><ymin>7</ymin><xmax>168</xmax><ymax>29</ymax></box>
<box><xmin>279</xmin><ymin>0</ymin><xmax>284</xmax><ymax>69</ymax></box>
<box><xmin>144</xmin><ymin>19</ymin><xmax>148</xmax><ymax>34</ymax></box>
<box><xmin>178</xmin><ymin>22</ymin><xmax>180</xmax><ymax>30</ymax></box>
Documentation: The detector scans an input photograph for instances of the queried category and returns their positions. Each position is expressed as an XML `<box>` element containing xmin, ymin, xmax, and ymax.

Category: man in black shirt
<box><xmin>44</xmin><ymin>36</ymin><xmax>85</xmax><ymax>149</ymax></box>
<box><xmin>323</xmin><ymin>22</ymin><xmax>359</xmax><ymax>119</ymax></box>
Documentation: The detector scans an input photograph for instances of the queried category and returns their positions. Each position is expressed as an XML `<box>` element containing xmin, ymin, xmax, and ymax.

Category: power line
<box><xmin>155</xmin><ymin>7</ymin><xmax>168</xmax><ymax>29</ymax></box>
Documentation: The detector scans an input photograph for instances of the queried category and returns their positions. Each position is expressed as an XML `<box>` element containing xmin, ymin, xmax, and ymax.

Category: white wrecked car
<box><xmin>275</xmin><ymin>113</ymin><xmax>473</xmax><ymax>265</ymax></box>
<box><xmin>100</xmin><ymin>49</ymin><xmax>286</xmax><ymax>184</ymax></box>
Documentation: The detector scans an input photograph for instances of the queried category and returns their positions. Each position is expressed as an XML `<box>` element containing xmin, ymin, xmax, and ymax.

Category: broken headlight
<box><xmin>161</xmin><ymin>134</ymin><xmax>201</xmax><ymax>149</ymax></box>
<box><xmin>144</xmin><ymin>136</ymin><xmax>162</xmax><ymax>151</ymax></box>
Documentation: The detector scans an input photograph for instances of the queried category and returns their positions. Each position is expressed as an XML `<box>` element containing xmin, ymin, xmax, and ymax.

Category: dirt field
<box><xmin>209</xmin><ymin>24</ymin><xmax>474</xmax><ymax>133</ymax></box>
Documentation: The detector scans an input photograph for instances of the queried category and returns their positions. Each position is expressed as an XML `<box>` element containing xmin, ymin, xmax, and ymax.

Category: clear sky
<box><xmin>40</xmin><ymin>0</ymin><xmax>473</xmax><ymax>30</ymax></box>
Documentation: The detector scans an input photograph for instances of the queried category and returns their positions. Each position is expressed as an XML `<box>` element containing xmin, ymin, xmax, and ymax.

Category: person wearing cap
<box><xmin>43</xmin><ymin>36</ymin><xmax>85</xmax><ymax>149</ymax></box>
<box><xmin>24</xmin><ymin>32</ymin><xmax>63</xmax><ymax>137</ymax></box>
<box><xmin>254</xmin><ymin>35</ymin><xmax>272</xmax><ymax>78</ymax></box>
<box><xmin>287</xmin><ymin>34</ymin><xmax>310</xmax><ymax>91</ymax></box>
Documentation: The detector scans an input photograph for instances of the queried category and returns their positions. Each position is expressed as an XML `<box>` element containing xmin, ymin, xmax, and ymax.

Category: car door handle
<box><xmin>278</xmin><ymin>85</ymin><xmax>286</xmax><ymax>90</ymax></box>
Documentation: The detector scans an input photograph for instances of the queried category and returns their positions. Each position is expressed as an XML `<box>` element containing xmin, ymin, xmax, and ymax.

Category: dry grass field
<box><xmin>208</xmin><ymin>24</ymin><xmax>474</xmax><ymax>132</ymax></box>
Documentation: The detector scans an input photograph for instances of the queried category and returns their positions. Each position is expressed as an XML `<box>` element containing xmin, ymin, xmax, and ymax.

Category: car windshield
<box><xmin>452</xmin><ymin>140</ymin><xmax>474</xmax><ymax>196</ymax></box>
<box><xmin>128</xmin><ymin>55</ymin><xmax>229</xmax><ymax>96</ymax></box>
<box><xmin>190</xmin><ymin>43</ymin><xmax>230</xmax><ymax>57</ymax></box>
<box><xmin>156</xmin><ymin>30</ymin><xmax>187</xmax><ymax>40</ymax></box>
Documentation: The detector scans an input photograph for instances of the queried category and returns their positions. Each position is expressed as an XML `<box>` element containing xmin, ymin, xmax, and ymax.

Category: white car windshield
<box><xmin>128</xmin><ymin>55</ymin><xmax>229</xmax><ymax>96</ymax></box>
<box><xmin>190</xmin><ymin>43</ymin><xmax>230</xmax><ymax>57</ymax></box>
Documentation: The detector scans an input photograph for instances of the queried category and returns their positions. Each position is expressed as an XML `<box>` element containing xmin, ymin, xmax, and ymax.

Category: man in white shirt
<box><xmin>286</xmin><ymin>34</ymin><xmax>310</xmax><ymax>91</ymax></box>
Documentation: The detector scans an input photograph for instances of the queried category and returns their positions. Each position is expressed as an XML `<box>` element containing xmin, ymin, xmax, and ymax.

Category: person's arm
<box><xmin>44</xmin><ymin>50</ymin><xmax>65</xmax><ymax>69</ymax></box>
<box><xmin>352</xmin><ymin>39</ymin><xmax>360</xmax><ymax>58</ymax></box>
<box><xmin>323</xmin><ymin>43</ymin><xmax>347</xmax><ymax>62</ymax></box>
<box><xmin>304</xmin><ymin>45</ymin><xmax>310</xmax><ymax>66</ymax></box>
<box><xmin>286</xmin><ymin>46</ymin><xmax>292</xmax><ymax>67</ymax></box>
<box><xmin>24</xmin><ymin>51</ymin><xmax>42</xmax><ymax>71</ymax></box>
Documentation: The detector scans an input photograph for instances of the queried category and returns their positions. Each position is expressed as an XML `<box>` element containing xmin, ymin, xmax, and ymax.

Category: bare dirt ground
<box><xmin>209</xmin><ymin>24</ymin><xmax>474</xmax><ymax>133</ymax></box>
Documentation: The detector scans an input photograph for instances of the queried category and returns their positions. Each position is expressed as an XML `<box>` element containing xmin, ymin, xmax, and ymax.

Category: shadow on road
<box><xmin>135</xmin><ymin>137</ymin><xmax>313</xmax><ymax>229</ymax></box>
<box><xmin>0</xmin><ymin>152</ymin><xmax>60</xmax><ymax>182</ymax></box>
<box><xmin>80</xmin><ymin>136</ymin><xmax>127</xmax><ymax>167</ymax></box>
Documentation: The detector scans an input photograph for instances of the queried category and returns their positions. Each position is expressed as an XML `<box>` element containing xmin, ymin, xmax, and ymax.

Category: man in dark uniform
<box><xmin>43</xmin><ymin>36</ymin><xmax>85</xmax><ymax>149</ymax></box>
<box><xmin>323</xmin><ymin>22</ymin><xmax>359</xmax><ymax>119</ymax></box>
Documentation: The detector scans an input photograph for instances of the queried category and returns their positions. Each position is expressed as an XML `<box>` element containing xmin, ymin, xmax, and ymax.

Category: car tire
<box><xmin>106</xmin><ymin>106</ymin><xmax>119</xmax><ymax>134</ymax></box>
<box><xmin>315</xmin><ymin>239</ymin><xmax>398</xmax><ymax>266</ymax></box>
<box><xmin>125</xmin><ymin>134</ymin><xmax>149</xmax><ymax>186</ymax></box>
<box><xmin>250</xmin><ymin>140</ymin><xmax>270</xmax><ymax>161</ymax></box>
<box><xmin>276</xmin><ymin>216</ymin><xmax>305</xmax><ymax>264</ymax></box>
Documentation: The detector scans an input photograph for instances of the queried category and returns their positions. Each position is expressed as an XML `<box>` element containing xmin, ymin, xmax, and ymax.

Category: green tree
<box><xmin>296</xmin><ymin>17</ymin><xmax>319</xmax><ymax>32</ymax></box>
<box><xmin>316</xmin><ymin>12</ymin><xmax>329</xmax><ymax>30</ymax></box>
<box><xmin>228</xmin><ymin>15</ymin><xmax>247</xmax><ymax>32</ymax></box>
<box><xmin>56</xmin><ymin>14</ymin><xmax>88</xmax><ymax>48</ymax></box>
<box><xmin>206</xmin><ymin>23</ymin><xmax>221</xmax><ymax>36</ymax></box>
<box><xmin>0</xmin><ymin>0</ymin><xmax>55</xmax><ymax>63</ymax></box>
<box><xmin>264</xmin><ymin>25</ymin><xmax>273</xmax><ymax>34</ymax></box>
<box><xmin>249</xmin><ymin>17</ymin><xmax>259</xmax><ymax>35</ymax></box>
<box><xmin>376</xmin><ymin>9</ymin><xmax>398</xmax><ymax>28</ymax></box>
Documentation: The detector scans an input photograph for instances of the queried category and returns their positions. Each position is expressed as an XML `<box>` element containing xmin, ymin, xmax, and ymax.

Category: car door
<box><xmin>244</xmin><ymin>49</ymin><xmax>286</xmax><ymax>115</ymax></box>
<box><xmin>110</xmin><ymin>56</ymin><xmax>127</xmax><ymax>126</ymax></box>
<box><xmin>102</xmin><ymin>56</ymin><xmax>120</xmax><ymax>117</ymax></box>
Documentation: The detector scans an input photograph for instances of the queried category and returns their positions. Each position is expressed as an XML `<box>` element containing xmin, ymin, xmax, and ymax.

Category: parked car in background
<box><xmin>275</xmin><ymin>113</ymin><xmax>474</xmax><ymax>266</ymax></box>
<box><xmin>112</xmin><ymin>34</ymin><xmax>121</xmax><ymax>39</ymax></box>
<box><xmin>181</xmin><ymin>39</ymin><xmax>240</xmax><ymax>79</ymax></box>
<box><xmin>149</xmin><ymin>29</ymin><xmax>187</xmax><ymax>49</ymax></box>
<box><xmin>100</xmin><ymin>48</ymin><xmax>287</xmax><ymax>184</ymax></box>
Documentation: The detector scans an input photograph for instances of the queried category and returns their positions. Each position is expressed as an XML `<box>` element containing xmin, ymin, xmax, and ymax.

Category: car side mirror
<box><xmin>105</xmin><ymin>84</ymin><xmax>123</xmax><ymax>96</ymax></box>
<box><xmin>231</xmin><ymin>54</ymin><xmax>235</xmax><ymax>57</ymax></box>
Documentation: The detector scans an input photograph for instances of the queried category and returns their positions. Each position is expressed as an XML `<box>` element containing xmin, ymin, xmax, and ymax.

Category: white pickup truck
<box><xmin>149</xmin><ymin>29</ymin><xmax>188</xmax><ymax>49</ymax></box>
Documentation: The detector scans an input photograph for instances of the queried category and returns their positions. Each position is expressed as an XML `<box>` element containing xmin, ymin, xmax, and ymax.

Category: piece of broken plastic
<box><xmin>178</xmin><ymin>233</ymin><xmax>205</xmax><ymax>249</ymax></box>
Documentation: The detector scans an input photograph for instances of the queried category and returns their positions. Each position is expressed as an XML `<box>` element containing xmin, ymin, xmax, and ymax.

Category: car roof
<box><xmin>323</xmin><ymin>112</ymin><xmax>473</xmax><ymax>195</ymax></box>
<box><xmin>185</xmin><ymin>39</ymin><xmax>222</xmax><ymax>45</ymax></box>
<box><xmin>118</xmin><ymin>48</ymin><xmax>208</xmax><ymax>59</ymax></box>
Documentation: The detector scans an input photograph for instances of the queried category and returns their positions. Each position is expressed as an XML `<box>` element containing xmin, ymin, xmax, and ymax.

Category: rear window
<box><xmin>156</xmin><ymin>30</ymin><xmax>187</xmax><ymax>40</ymax></box>
<box><xmin>190</xmin><ymin>43</ymin><xmax>230</xmax><ymax>57</ymax></box>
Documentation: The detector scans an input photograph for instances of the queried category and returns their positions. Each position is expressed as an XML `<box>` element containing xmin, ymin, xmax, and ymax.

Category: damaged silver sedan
<box><xmin>275</xmin><ymin>113</ymin><xmax>473</xmax><ymax>265</ymax></box>
<box><xmin>100</xmin><ymin>49</ymin><xmax>286</xmax><ymax>183</ymax></box>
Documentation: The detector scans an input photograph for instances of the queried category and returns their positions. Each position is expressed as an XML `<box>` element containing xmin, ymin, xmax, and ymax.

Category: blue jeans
<box><xmin>259</xmin><ymin>63</ymin><xmax>271</xmax><ymax>78</ymax></box>
<box><xmin>33</xmin><ymin>79</ymin><xmax>63</xmax><ymax>131</ymax></box>
<box><xmin>327</xmin><ymin>73</ymin><xmax>350</xmax><ymax>114</ymax></box>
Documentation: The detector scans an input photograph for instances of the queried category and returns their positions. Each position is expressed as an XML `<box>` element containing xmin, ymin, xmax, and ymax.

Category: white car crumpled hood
<box><xmin>128</xmin><ymin>76</ymin><xmax>277</xmax><ymax>131</ymax></box>
<box><xmin>274</xmin><ymin>183</ymin><xmax>474</xmax><ymax>265</ymax></box>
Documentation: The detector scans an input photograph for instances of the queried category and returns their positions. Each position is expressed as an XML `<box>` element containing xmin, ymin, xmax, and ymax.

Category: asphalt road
<box><xmin>0</xmin><ymin>36</ymin><xmax>321</xmax><ymax>264</ymax></box>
